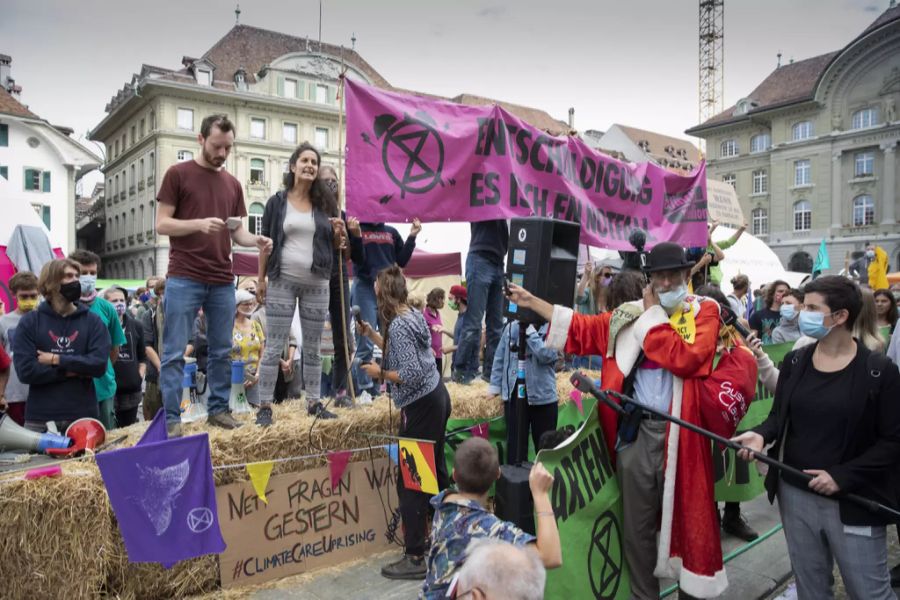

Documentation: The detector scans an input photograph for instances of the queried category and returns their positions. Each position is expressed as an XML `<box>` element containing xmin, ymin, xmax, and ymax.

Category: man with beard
<box><xmin>155</xmin><ymin>114</ymin><xmax>272</xmax><ymax>437</ymax></box>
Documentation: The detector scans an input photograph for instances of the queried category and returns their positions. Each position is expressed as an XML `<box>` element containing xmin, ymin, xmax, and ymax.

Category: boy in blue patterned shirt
<box><xmin>421</xmin><ymin>438</ymin><xmax>561</xmax><ymax>598</ymax></box>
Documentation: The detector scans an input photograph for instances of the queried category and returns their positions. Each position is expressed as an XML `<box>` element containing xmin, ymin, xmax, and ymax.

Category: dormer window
<box><xmin>197</xmin><ymin>69</ymin><xmax>211</xmax><ymax>86</ymax></box>
<box><xmin>234</xmin><ymin>69</ymin><xmax>247</xmax><ymax>91</ymax></box>
<box><xmin>734</xmin><ymin>98</ymin><xmax>758</xmax><ymax>116</ymax></box>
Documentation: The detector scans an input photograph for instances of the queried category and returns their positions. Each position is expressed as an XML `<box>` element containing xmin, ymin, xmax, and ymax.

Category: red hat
<box><xmin>449</xmin><ymin>285</ymin><xmax>467</xmax><ymax>302</ymax></box>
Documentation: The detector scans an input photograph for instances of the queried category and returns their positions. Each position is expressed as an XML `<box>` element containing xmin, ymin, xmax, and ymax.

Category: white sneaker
<box><xmin>357</xmin><ymin>390</ymin><xmax>374</xmax><ymax>406</ymax></box>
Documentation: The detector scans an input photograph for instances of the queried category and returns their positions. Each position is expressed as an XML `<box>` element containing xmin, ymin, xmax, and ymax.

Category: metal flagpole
<box><xmin>336</xmin><ymin>48</ymin><xmax>356</xmax><ymax>402</ymax></box>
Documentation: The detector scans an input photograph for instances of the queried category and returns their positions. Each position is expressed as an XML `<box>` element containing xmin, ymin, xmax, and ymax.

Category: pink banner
<box><xmin>345</xmin><ymin>80</ymin><xmax>708</xmax><ymax>250</ymax></box>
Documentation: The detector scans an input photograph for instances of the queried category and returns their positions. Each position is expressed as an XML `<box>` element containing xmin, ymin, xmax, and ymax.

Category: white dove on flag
<box><xmin>133</xmin><ymin>459</ymin><xmax>190</xmax><ymax>536</ymax></box>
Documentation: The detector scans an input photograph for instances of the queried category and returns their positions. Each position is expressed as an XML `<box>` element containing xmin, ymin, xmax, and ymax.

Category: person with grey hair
<box><xmin>454</xmin><ymin>539</ymin><xmax>546</xmax><ymax>600</ymax></box>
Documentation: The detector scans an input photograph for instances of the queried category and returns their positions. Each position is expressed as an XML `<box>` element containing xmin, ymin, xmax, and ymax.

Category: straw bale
<box><xmin>0</xmin><ymin>371</ymin><xmax>599</xmax><ymax>599</ymax></box>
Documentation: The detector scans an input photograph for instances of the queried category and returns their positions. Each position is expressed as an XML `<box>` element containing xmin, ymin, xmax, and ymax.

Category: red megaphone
<box><xmin>46</xmin><ymin>418</ymin><xmax>107</xmax><ymax>457</ymax></box>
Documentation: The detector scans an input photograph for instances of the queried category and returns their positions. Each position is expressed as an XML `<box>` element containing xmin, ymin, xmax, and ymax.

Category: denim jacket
<box><xmin>488</xmin><ymin>321</ymin><xmax>559</xmax><ymax>405</ymax></box>
<box><xmin>261</xmin><ymin>190</ymin><xmax>333</xmax><ymax>280</ymax></box>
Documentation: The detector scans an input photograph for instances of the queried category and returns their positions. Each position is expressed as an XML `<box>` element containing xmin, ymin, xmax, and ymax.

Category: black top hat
<box><xmin>644</xmin><ymin>242</ymin><xmax>695</xmax><ymax>273</ymax></box>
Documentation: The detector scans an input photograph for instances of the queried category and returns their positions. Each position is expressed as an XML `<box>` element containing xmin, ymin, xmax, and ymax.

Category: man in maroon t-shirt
<box><xmin>156</xmin><ymin>114</ymin><xmax>272</xmax><ymax>436</ymax></box>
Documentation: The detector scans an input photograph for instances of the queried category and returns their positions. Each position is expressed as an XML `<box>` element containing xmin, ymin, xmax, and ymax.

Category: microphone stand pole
<box><xmin>570</xmin><ymin>371</ymin><xmax>900</xmax><ymax>522</ymax></box>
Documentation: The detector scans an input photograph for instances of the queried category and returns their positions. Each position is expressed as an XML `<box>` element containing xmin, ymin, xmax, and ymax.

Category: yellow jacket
<box><xmin>869</xmin><ymin>246</ymin><xmax>889</xmax><ymax>289</ymax></box>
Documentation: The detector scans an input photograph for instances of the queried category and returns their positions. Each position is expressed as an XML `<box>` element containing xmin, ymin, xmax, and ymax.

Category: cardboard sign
<box><xmin>706</xmin><ymin>179</ymin><xmax>745</xmax><ymax>228</ymax></box>
<box><xmin>216</xmin><ymin>458</ymin><xmax>398</xmax><ymax>588</ymax></box>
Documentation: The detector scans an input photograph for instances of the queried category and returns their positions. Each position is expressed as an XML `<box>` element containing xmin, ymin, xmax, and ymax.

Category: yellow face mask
<box><xmin>17</xmin><ymin>298</ymin><xmax>39</xmax><ymax>312</ymax></box>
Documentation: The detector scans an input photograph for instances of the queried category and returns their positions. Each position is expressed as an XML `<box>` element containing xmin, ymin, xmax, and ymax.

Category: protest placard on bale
<box><xmin>216</xmin><ymin>458</ymin><xmax>397</xmax><ymax>588</ymax></box>
<box><xmin>714</xmin><ymin>342</ymin><xmax>793</xmax><ymax>502</ymax></box>
<box><xmin>536</xmin><ymin>406</ymin><xmax>631</xmax><ymax>600</ymax></box>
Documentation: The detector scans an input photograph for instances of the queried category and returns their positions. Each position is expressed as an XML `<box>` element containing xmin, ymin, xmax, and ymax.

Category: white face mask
<box><xmin>656</xmin><ymin>284</ymin><xmax>688</xmax><ymax>309</ymax></box>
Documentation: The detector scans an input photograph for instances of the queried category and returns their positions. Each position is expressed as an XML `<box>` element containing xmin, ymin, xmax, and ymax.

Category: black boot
<box><xmin>721</xmin><ymin>503</ymin><xmax>759</xmax><ymax>541</ymax></box>
<box><xmin>381</xmin><ymin>554</ymin><xmax>426</xmax><ymax>580</ymax></box>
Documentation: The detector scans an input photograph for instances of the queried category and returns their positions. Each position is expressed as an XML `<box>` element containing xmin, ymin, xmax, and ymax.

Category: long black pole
<box><xmin>507</xmin><ymin>322</ymin><xmax>530</xmax><ymax>465</ymax></box>
<box><xmin>570</xmin><ymin>372</ymin><xmax>900</xmax><ymax>521</ymax></box>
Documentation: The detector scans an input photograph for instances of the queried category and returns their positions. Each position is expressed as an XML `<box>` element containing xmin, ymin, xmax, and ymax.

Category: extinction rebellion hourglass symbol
<box><xmin>373</xmin><ymin>111</ymin><xmax>445</xmax><ymax>202</ymax></box>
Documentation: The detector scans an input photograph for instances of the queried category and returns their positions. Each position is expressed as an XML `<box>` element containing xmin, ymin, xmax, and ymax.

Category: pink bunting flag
<box><xmin>569</xmin><ymin>389</ymin><xmax>584</xmax><ymax>415</ymax></box>
<box><xmin>470</xmin><ymin>422</ymin><xmax>490</xmax><ymax>439</ymax></box>
<box><xmin>328</xmin><ymin>450</ymin><xmax>353</xmax><ymax>491</ymax></box>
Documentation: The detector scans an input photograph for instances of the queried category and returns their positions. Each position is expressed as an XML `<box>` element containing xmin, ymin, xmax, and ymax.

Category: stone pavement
<box><xmin>219</xmin><ymin>493</ymin><xmax>793</xmax><ymax>599</ymax></box>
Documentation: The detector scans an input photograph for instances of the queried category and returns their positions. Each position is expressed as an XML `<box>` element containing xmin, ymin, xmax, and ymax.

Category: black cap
<box><xmin>644</xmin><ymin>242</ymin><xmax>695</xmax><ymax>273</ymax></box>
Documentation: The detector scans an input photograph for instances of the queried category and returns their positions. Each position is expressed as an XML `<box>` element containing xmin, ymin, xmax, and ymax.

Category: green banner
<box><xmin>444</xmin><ymin>416</ymin><xmax>508</xmax><ymax>479</ymax></box>
<box><xmin>713</xmin><ymin>342</ymin><xmax>793</xmax><ymax>502</ymax></box>
<box><xmin>537</xmin><ymin>408</ymin><xmax>630</xmax><ymax>600</ymax></box>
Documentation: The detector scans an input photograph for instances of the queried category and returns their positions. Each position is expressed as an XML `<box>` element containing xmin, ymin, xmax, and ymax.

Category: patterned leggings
<box><xmin>259</xmin><ymin>273</ymin><xmax>330</xmax><ymax>409</ymax></box>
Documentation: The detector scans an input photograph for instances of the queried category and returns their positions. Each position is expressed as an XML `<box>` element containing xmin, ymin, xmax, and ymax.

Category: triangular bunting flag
<box><xmin>470</xmin><ymin>422</ymin><xmax>489</xmax><ymax>439</ymax></box>
<box><xmin>138</xmin><ymin>408</ymin><xmax>167</xmax><ymax>446</ymax></box>
<box><xmin>398</xmin><ymin>438</ymin><xmax>439</xmax><ymax>494</ymax></box>
<box><xmin>386</xmin><ymin>443</ymin><xmax>399</xmax><ymax>465</ymax></box>
<box><xmin>569</xmin><ymin>389</ymin><xmax>584</xmax><ymax>415</ymax></box>
<box><xmin>328</xmin><ymin>450</ymin><xmax>353</xmax><ymax>491</ymax></box>
<box><xmin>246</xmin><ymin>461</ymin><xmax>275</xmax><ymax>505</ymax></box>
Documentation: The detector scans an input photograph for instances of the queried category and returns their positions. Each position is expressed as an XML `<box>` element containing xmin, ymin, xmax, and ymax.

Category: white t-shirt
<box><xmin>280</xmin><ymin>203</ymin><xmax>315</xmax><ymax>278</ymax></box>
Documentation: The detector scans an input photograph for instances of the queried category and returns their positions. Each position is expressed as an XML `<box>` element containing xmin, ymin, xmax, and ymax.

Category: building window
<box><xmin>720</xmin><ymin>139</ymin><xmax>738</xmax><ymax>158</ymax></box>
<box><xmin>752</xmin><ymin>170</ymin><xmax>768</xmax><ymax>194</ymax></box>
<box><xmin>793</xmin><ymin>200</ymin><xmax>811</xmax><ymax>232</ymax></box>
<box><xmin>23</xmin><ymin>168</ymin><xmax>50</xmax><ymax>192</ymax></box>
<box><xmin>284</xmin><ymin>78</ymin><xmax>297</xmax><ymax>98</ymax></box>
<box><xmin>140</xmin><ymin>204</ymin><xmax>145</xmax><ymax>232</ymax></box>
<box><xmin>852</xmin><ymin>195</ymin><xmax>875</xmax><ymax>226</ymax></box>
<box><xmin>794</xmin><ymin>159</ymin><xmax>811</xmax><ymax>186</ymax></box>
<box><xmin>851</xmin><ymin>107</ymin><xmax>879</xmax><ymax>130</ymax></box>
<box><xmin>250</xmin><ymin>117</ymin><xmax>266</xmax><ymax>139</ymax></box>
<box><xmin>283</xmin><ymin>122</ymin><xmax>298</xmax><ymax>144</ymax></box>
<box><xmin>114</xmin><ymin>174</ymin><xmax>119</xmax><ymax>195</ymax></box>
<box><xmin>250</xmin><ymin>158</ymin><xmax>265</xmax><ymax>184</ymax></box>
<box><xmin>316</xmin><ymin>84</ymin><xmax>329</xmax><ymax>104</ymax></box>
<box><xmin>854</xmin><ymin>151</ymin><xmax>874</xmax><ymax>177</ymax></box>
<box><xmin>751</xmin><ymin>208</ymin><xmax>768</xmax><ymax>235</ymax></box>
<box><xmin>248</xmin><ymin>202</ymin><xmax>265</xmax><ymax>234</ymax></box>
<box><xmin>139</xmin><ymin>118</ymin><xmax>145</xmax><ymax>138</ymax></box>
<box><xmin>315</xmin><ymin>127</ymin><xmax>328</xmax><ymax>150</ymax></box>
<box><xmin>114</xmin><ymin>140</ymin><xmax>119</xmax><ymax>157</ymax></box>
<box><xmin>176</xmin><ymin>150</ymin><xmax>193</xmax><ymax>162</ymax></box>
<box><xmin>41</xmin><ymin>206</ymin><xmax>50</xmax><ymax>229</ymax></box>
<box><xmin>197</xmin><ymin>69</ymin><xmax>212</xmax><ymax>86</ymax></box>
<box><xmin>149</xmin><ymin>111</ymin><xmax>156</xmax><ymax>130</ymax></box>
<box><xmin>139</xmin><ymin>158</ymin><xmax>145</xmax><ymax>181</ymax></box>
<box><xmin>149</xmin><ymin>152</ymin><xmax>155</xmax><ymax>176</ymax></box>
<box><xmin>0</xmin><ymin>166</ymin><xmax>7</xmax><ymax>180</ymax></box>
<box><xmin>722</xmin><ymin>173</ymin><xmax>736</xmax><ymax>188</ymax></box>
<box><xmin>177</xmin><ymin>108</ymin><xmax>194</xmax><ymax>130</ymax></box>
<box><xmin>0</xmin><ymin>123</ymin><xmax>7</xmax><ymax>146</ymax></box>
<box><xmin>792</xmin><ymin>121</ymin><xmax>813</xmax><ymax>141</ymax></box>
<box><xmin>750</xmin><ymin>133</ymin><xmax>770</xmax><ymax>153</ymax></box>
<box><xmin>130</xmin><ymin>125</ymin><xmax>136</xmax><ymax>146</ymax></box>
<box><xmin>129</xmin><ymin>164</ymin><xmax>135</xmax><ymax>192</ymax></box>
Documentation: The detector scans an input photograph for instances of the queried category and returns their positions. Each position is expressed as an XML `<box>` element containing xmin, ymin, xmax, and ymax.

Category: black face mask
<box><xmin>60</xmin><ymin>281</ymin><xmax>82</xmax><ymax>303</ymax></box>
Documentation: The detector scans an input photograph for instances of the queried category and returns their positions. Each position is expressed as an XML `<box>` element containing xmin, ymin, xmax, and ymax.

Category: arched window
<box><xmin>750</xmin><ymin>133</ymin><xmax>770</xmax><ymax>153</ymax></box>
<box><xmin>751</xmin><ymin>208</ymin><xmax>768</xmax><ymax>235</ymax></box>
<box><xmin>792</xmin><ymin>121</ymin><xmax>813</xmax><ymax>141</ymax></box>
<box><xmin>851</xmin><ymin>107</ymin><xmax>879</xmax><ymax>130</ymax></box>
<box><xmin>793</xmin><ymin>200</ymin><xmax>811</xmax><ymax>232</ymax></box>
<box><xmin>138</xmin><ymin>259</ymin><xmax>145</xmax><ymax>280</ymax></box>
<box><xmin>720</xmin><ymin>139</ymin><xmax>738</xmax><ymax>158</ymax></box>
<box><xmin>248</xmin><ymin>202</ymin><xmax>265</xmax><ymax>235</ymax></box>
<box><xmin>852</xmin><ymin>195</ymin><xmax>875</xmax><ymax>226</ymax></box>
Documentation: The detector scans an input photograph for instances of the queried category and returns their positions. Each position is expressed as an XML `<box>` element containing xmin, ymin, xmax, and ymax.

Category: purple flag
<box><xmin>97</xmin><ymin>433</ymin><xmax>226</xmax><ymax>567</ymax></box>
<box><xmin>137</xmin><ymin>408</ymin><xmax>167</xmax><ymax>446</ymax></box>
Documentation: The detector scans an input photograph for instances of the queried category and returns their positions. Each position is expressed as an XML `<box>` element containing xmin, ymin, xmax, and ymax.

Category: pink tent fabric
<box><xmin>232</xmin><ymin>249</ymin><xmax>461</xmax><ymax>279</ymax></box>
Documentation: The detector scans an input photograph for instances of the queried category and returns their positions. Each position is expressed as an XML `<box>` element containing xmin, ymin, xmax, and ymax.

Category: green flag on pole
<box><xmin>812</xmin><ymin>239</ymin><xmax>830</xmax><ymax>278</ymax></box>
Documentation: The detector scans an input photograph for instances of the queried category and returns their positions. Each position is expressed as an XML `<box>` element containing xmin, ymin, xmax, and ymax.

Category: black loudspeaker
<box><xmin>504</xmin><ymin>217</ymin><xmax>581</xmax><ymax>324</ymax></box>
<box><xmin>494</xmin><ymin>463</ymin><xmax>535</xmax><ymax>535</ymax></box>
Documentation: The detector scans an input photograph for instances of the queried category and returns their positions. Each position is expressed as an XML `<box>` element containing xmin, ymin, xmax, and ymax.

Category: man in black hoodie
<box><xmin>13</xmin><ymin>259</ymin><xmax>111</xmax><ymax>432</ymax></box>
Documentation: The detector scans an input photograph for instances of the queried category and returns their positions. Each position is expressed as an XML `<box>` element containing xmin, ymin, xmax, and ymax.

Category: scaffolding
<box><xmin>699</xmin><ymin>0</ymin><xmax>725</xmax><ymax>127</ymax></box>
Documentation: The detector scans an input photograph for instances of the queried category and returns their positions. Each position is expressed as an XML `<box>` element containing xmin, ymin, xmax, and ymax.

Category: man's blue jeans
<box><xmin>350</xmin><ymin>278</ymin><xmax>378</xmax><ymax>393</ymax></box>
<box><xmin>161</xmin><ymin>277</ymin><xmax>235</xmax><ymax>423</ymax></box>
<box><xmin>456</xmin><ymin>251</ymin><xmax>505</xmax><ymax>382</ymax></box>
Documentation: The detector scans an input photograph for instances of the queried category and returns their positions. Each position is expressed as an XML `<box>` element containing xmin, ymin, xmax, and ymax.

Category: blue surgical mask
<box><xmin>113</xmin><ymin>301</ymin><xmax>127</xmax><ymax>316</ymax></box>
<box><xmin>798</xmin><ymin>310</ymin><xmax>834</xmax><ymax>339</ymax></box>
<box><xmin>866</xmin><ymin>250</ymin><xmax>875</xmax><ymax>259</ymax></box>
<box><xmin>779</xmin><ymin>304</ymin><xmax>796</xmax><ymax>321</ymax></box>
<box><xmin>657</xmin><ymin>284</ymin><xmax>688</xmax><ymax>310</ymax></box>
<box><xmin>79</xmin><ymin>274</ymin><xmax>97</xmax><ymax>295</ymax></box>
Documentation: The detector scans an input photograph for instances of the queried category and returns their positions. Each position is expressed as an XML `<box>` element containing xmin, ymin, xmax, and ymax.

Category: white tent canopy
<box><xmin>0</xmin><ymin>176</ymin><xmax>59</xmax><ymax>248</ymax></box>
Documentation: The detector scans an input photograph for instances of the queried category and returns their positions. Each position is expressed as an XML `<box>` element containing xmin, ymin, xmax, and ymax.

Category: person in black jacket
<box><xmin>103</xmin><ymin>287</ymin><xmax>146</xmax><ymax>427</ymax></box>
<box><xmin>734</xmin><ymin>276</ymin><xmax>900</xmax><ymax>600</ymax></box>
<box><xmin>13</xmin><ymin>258</ymin><xmax>111</xmax><ymax>432</ymax></box>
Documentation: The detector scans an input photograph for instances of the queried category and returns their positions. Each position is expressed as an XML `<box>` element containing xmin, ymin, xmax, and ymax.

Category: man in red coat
<box><xmin>507</xmin><ymin>242</ymin><xmax>726</xmax><ymax>599</ymax></box>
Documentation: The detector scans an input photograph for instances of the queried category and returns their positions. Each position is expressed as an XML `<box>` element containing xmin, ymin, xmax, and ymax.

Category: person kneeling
<box><xmin>421</xmin><ymin>437</ymin><xmax>562</xmax><ymax>599</ymax></box>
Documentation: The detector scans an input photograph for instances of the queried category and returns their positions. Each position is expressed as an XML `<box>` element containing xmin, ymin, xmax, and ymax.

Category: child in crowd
<box><xmin>0</xmin><ymin>271</ymin><xmax>40</xmax><ymax>425</ymax></box>
<box><xmin>421</xmin><ymin>438</ymin><xmax>562</xmax><ymax>599</ymax></box>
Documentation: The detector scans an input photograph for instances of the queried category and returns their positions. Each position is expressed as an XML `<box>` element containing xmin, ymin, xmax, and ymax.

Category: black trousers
<box><xmin>329</xmin><ymin>271</ymin><xmax>353</xmax><ymax>395</ymax></box>
<box><xmin>397</xmin><ymin>381</ymin><xmax>452</xmax><ymax>556</ymax></box>
<box><xmin>115</xmin><ymin>406</ymin><xmax>140</xmax><ymax>428</ymax></box>
<box><xmin>435</xmin><ymin>356</ymin><xmax>443</xmax><ymax>377</ymax></box>
<box><xmin>504</xmin><ymin>401</ymin><xmax>559</xmax><ymax>463</ymax></box>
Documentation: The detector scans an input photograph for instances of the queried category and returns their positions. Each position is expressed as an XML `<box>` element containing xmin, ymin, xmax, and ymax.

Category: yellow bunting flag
<box><xmin>398</xmin><ymin>438</ymin><xmax>438</xmax><ymax>495</ymax></box>
<box><xmin>246</xmin><ymin>461</ymin><xmax>275</xmax><ymax>505</ymax></box>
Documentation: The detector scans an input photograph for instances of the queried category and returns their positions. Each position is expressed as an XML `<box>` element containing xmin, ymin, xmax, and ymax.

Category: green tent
<box><xmin>95</xmin><ymin>279</ymin><xmax>147</xmax><ymax>292</ymax></box>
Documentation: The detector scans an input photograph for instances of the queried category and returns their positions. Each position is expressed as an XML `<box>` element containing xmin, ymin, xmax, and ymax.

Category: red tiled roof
<box><xmin>687</xmin><ymin>5</ymin><xmax>900</xmax><ymax>133</ymax></box>
<box><xmin>0</xmin><ymin>86</ymin><xmax>38</xmax><ymax>119</ymax></box>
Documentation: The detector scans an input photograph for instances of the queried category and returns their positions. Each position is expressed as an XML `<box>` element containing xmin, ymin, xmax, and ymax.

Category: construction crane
<box><xmin>698</xmin><ymin>0</ymin><xmax>725</xmax><ymax>129</ymax></box>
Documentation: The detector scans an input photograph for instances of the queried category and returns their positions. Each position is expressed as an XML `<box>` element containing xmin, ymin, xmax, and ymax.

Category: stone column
<box><xmin>880</xmin><ymin>142</ymin><xmax>897</xmax><ymax>225</ymax></box>
<box><xmin>831</xmin><ymin>151</ymin><xmax>843</xmax><ymax>229</ymax></box>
